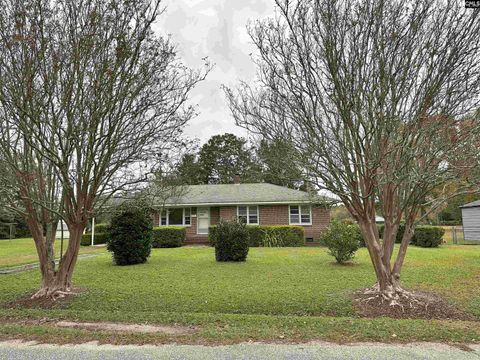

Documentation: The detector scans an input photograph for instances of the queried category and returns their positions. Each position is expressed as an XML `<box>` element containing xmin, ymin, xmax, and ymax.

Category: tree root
<box><xmin>354</xmin><ymin>284</ymin><xmax>475</xmax><ymax>320</ymax></box>
<box><xmin>356</xmin><ymin>284</ymin><xmax>429</xmax><ymax>312</ymax></box>
<box><xmin>31</xmin><ymin>287</ymin><xmax>74</xmax><ymax>301</ymax></box>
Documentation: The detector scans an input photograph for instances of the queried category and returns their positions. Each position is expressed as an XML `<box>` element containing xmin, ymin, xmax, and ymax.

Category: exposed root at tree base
<box><xmin>3</xmin><ymin>288</ymin><xmax>85</xmax><ymax>310</ymax></box>
<box><xmin>354</xmin><ymin>286</ymin><xmax>476</xmax><ymax>321</ymax></box>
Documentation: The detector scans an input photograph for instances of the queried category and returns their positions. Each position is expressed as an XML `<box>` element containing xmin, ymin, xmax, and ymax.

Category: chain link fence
<box><xmin>448</xmin><ymin>226</ymin><xmax>480</xmax><ymax>245</ymax></box>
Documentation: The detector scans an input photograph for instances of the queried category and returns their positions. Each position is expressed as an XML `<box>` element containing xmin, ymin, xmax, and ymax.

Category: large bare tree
<box><xmin>226</xmin><ymin>0</ymin><xmax>480</xmax><ymax>304</ymax></box>
<box><xmin>0</xmin><ymin>0</ymin><xmax>210</xmax><ymax>298</ymax></box>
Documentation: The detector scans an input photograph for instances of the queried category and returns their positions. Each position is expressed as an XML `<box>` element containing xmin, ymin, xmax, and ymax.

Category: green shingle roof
<box><xmin>162</xmin><ymin>183</ymin><xmax>330</xmax><ymax>207</ymax></box>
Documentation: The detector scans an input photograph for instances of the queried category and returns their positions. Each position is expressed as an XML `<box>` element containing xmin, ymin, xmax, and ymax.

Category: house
<box><xmin>153</xmin><ymin>179</ymin><xmax>331</xmax><ymax>244</ymax></box>
<box><xmin>460</xmin><ymin>200</ymin><xmax>480</xmax><ymax>242</ymax></box>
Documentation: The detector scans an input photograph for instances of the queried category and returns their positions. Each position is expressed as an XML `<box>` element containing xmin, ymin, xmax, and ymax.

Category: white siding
<box><xmin>461</xmin><ymin>207</ymin><xmax>480</xmax><ymax>241</ymax></box>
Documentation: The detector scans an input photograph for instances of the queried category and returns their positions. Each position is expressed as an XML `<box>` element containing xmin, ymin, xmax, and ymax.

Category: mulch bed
<box><xmin>353</xmin><ymin>288</ymin><xmax>477</xmax><ymax>321</ymax></box>
<box><xmin>3</xmin><ymin>288</ymin><xmax>86</xmax><ymax>310</ymax></box>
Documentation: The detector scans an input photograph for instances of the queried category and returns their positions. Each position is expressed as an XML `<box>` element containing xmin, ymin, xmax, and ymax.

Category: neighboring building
<box><xmin>153</xmin><ymin>180</ymin><xmax>332</xmax><ymax>244</ymax></box>
<box><xmin>375</xmin><ymin>216</ymin><xmax>385</xmax><ymax>224</ymax></box>
<box><xmin>460</xmin><ymin>200</ymin><xmax>480</xmax><ymax>242</ymax></box>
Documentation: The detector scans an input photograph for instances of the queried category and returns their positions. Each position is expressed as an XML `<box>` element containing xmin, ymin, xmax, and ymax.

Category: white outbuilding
<box><xmin>460</xmin><ymin>200</ymin><xmax>480</xmax><ymax>242</ymax></box>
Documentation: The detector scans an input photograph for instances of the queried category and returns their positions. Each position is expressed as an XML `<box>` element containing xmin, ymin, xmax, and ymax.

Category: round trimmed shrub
<box><xmin>320</xmin><ymin>220</ymin><xmax>359</xmax><ymax>263</ymax></box>
<box><xmin>107</xmin><ymin>201</ymin><xmax>153</xmax><ymax>265</ymax></box>
<box><xmin>214</xmin><ymin>219</ymin><xmax>249</xmax><ymax>262</ymax></box>
<box><xmin>412</xmin><ymin>226</ymin><xmax>444</xmax><ymax>248</ymax></box>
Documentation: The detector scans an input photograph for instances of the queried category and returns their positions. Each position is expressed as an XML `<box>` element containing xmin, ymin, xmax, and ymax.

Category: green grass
<box><xmin>1</xmin><ymin>244</ymin><xmax>480</xmax><ymax>344</ymax></box>
<box><xmin>0</xmin><ymin>238</ymin><xmax>103</xmax><ymax>268</ymax></box>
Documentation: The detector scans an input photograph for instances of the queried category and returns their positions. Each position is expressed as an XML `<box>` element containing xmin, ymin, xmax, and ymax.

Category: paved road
<box><xmin>1</xmin><ymin>341</ymin><xmax>480</xmax><ymax>359</ymax></box>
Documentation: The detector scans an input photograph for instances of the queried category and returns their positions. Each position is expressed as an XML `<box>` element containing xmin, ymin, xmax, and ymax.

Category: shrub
<box><xmin>93</xmin><ymin>223</ymin><xmax>109</xmax><ymax>234</ymax></box>
<box><xmin>80</xmin><ymin>233</ymin><xmax>109</xmax><ymax>246</ymax></box>
<box><xmin>320</xmin><ymin>220</ymin><xmax>360</xmax><ymax>263</ymax></box>
<box><xmin>152</xmin><ymin>226</ymin><xmax>186</xmax><ymax>248</ymax></box>
<box><xmin>245</xmin><ymin>225</ymin><xmax>264</xmax><ymax>247</ymax></box>
<box><xmin>412</xmin><ymin>226</ymin><xmax>445</xmax><ymax>248</ymax></box>
<box><xmin>209</xmin><ymin>225</ymin><xmax>304</xmax><ymax>247</ymax></box>
<box><xmin>378</xmin><ymin>223</ymin><xmax>406</xmax><ymax>243</ymax></box>
<box><xmin>265</xmin><ymin>226</ymin><xmax>304</xmax><ymax>247</ymax></box>
<box><xmin>214</xmin><ymin>219</ymin><xmax>249</xmax><ymax>262</ymax></box>
<box><xmin>107</xmin><ymin>201</ymin><xmax>153</xmax><ymax>265</ymax></box>
<box><xmin>438</xmin><ymin>220</ymin><xmax>462</xmax><ymax>226</ymax></box>
<box><xmin>350</xmin><ymin>224</ymin><xmax>365</xmax><ymax>247</ymax></box>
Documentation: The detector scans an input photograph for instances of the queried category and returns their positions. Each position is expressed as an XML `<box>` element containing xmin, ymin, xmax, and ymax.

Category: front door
<box><xmin>197</xmin><ymin>207</ymin><xmax>210</xmax><ymax>235</ymax></box>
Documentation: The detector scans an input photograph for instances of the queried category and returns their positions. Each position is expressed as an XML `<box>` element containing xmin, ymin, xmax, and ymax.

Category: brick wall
<box><xmin>303</xmin><ymin>207</ymin><xmax>330</xmax><ymax>242</ymax></box>
<box><xmin>219</xmin><ymin>206</ymin><xmax>236</xmax><ymax>221</ymax></box>
<box><xmin>210</xmin><ymin>207</ymin><xmax>220</xmax><ymax>225</ymax></box>
<box><xmin>259</xmin><ymin>205</ymin><xmax>289</xmax><ymax>225</ymax></box>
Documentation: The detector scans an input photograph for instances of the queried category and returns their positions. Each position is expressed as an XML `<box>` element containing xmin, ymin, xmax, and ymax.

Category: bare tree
<box><xmin>142</xmin><ymin>143</ymin><xmax>196</xmax><ymax>211</ymax></box>
<box><xmin>0</xmin><ymin>0</ymin><xmax>210</xmax><ymax>298</ymax></box>
<box><xmin>226</xmin><ymin>0</ymin><xmax>480</xmax><ymax>304</ymax></box>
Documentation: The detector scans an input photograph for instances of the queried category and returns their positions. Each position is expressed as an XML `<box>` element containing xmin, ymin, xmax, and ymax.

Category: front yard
<box><xmin>0</xmin><ymin>238</ymin><xmax>103</xmax><ymax>269</ymax></box>
<box><xmin>1</xmin><ymin>243</ymin><xmax>480</xmax><ymax>344</ymax></box>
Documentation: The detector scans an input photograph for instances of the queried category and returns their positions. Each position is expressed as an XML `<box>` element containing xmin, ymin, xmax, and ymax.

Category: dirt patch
<box><xmin>55</xmin><ymin>321</ymin><xmax>197</xmax><ymax>335</ymax></box>
<box><xmin>3</xmin><ymin>288</ymin><xmax>85</xmax><ymax>310</ymax></box>
<box><xmin>353</xmin><ymin>288</ymin><xmax>477</xmax><ymax>321</ymax></box>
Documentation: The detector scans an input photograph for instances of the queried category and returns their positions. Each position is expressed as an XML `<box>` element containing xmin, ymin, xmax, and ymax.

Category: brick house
<box><xmin>152</xmin><ymin>179</ymin><xmax>331</xmax><ymax>244</ymax></box>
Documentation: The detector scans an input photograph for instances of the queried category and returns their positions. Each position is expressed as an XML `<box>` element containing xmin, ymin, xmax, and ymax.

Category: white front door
<box><xmin>197</xmin><ymin>207</ymin><xmax>210</xmax><ymax>235</ymax></box>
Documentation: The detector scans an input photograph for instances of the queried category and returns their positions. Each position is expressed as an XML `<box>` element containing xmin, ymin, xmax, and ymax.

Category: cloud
<box><xmin>156</xmin><ymin>0</ymin><xmax>274</xmax><ymax>143</ymax></box>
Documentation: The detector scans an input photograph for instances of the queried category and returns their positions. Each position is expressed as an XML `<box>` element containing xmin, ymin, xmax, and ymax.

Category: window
<box><xmin>169</xmin><ymin>208</ymin><xmax>183</xmax><ymax>225</ymax></box>
<box><xmin>159</xmin><ymin>208</ymin><xmax>191</xmax><ymax>226</ymax></box>
<box><xmin>237</xmin><ymin>206</ymin><xmax>248</xmax><ymax>223</ymax></box>
<box><xmin>290</xmin><ymin>205</ymin><xmax>311</xmax><ymax>225</ymax></box>
<box><xmin>237</xmin><ymin>205</ymin><xmax>259</xmax><ymax>224</ymax></box>
<box><xmin>248</xmin><ymin>206</ymin><xmax>258</xmax><ymax>224</ymax></box>
<box><xmin>160</xmin><ymin>211</ymin><xmax>167</xmax><ymax>226</ymax></box>
<box><xmin>289</xmin><ymin>205</ymin><xmax>300</xmax><ymax>224</ymax></box>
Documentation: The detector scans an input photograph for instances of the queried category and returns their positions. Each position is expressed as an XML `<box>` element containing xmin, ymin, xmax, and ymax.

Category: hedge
<box><xmin>209</xmin><ymin>225</ymin><xmax>305</xmax><ymax>247</ymax></box>
<box><xmin>152</xmin><ymin>226</ymin><xmax>186</xmax><ymax>248</ymax></box>
<box><xmin>378</xmin><ymin>223</ymin><xmax>444</xmax><ymax>247</ymax></box>
<box><xmin>438</xmin><ymin>220</ymin><xmax>462</xmax><ymax>226</ymax></box>
<box><xmin>412</xmin><ymin>226</ymin><xmax>445</xmax><ymax>248</ymax></box>
<box><xmin>378</xmin><ymin>223</ymin><xmax>406</xmax><ymax>243</ymax></box>
<box><xmin>81</xmin><ymin>232</ymin><xmax>109</xmax><ymax>246</ymax></box>
<box><xmin>81</xmin><ymin>223</ymin><xmax>111</xmax><ymax>246</ymax></box>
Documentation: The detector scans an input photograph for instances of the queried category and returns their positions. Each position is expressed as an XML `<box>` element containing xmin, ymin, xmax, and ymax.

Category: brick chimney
<box><xmin>233</xmin><ymin>174</ymin><xmax>241</xmax><ymax>184</ymax></box>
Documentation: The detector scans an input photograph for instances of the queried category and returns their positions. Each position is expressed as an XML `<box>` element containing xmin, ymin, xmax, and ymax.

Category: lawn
<box><xmin>0</xmin><ymin>238</ymin><xmax>104</xmax><ymax>268</ymax></box>
<box><xmin>1</xmin><ymin>243</ymin><xmax>480</xmax><ymax>344</ymax></box>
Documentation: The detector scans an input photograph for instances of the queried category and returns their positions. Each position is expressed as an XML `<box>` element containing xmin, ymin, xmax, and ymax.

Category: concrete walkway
<box><xmin>1</xmin><ymin>341</ymin><xmax>479</xmax><ymax>359</ymax></box>
<box><xmin>0</xmin><ymin>254</ymin><xmax>99</xmax><ymax>275</ymax></box>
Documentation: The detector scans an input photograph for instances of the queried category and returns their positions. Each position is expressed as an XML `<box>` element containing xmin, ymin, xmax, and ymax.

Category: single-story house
<box><xmin>460</xmin><ymin>200</ymin><xmax>480</xmax><ymax>242</ymax></box>
<box><xmin>153</xmin><ymin>180</ymin><xmax>332</xmax><ymax>244</ymax></box>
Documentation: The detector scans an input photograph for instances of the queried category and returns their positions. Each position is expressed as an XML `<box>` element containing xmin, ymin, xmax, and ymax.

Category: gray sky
<box><xmin>157</xmin><ymin>0</ymin><xmax>275</xmax><ymax>144</ymax></box>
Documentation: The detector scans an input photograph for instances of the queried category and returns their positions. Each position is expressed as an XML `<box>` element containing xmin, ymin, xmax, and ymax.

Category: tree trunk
<box><xmin>358</xmin><ymin>214</ymin><xmax>416</xmax><ymax>302</ymax></box>
<box><xmin>31</xmin><ymin>222</ymin><xmax>85</xmax><ymax>299</ymax></box>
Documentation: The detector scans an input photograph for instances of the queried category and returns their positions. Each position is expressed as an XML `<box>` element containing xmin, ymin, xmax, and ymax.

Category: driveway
<box><xmin>1</xmin><ymin>341</ymin><xmax>479</xmax><ymax>359</ymax></box>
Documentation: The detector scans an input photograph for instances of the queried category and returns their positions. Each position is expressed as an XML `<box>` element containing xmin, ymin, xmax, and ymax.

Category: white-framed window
<box><xmin>159</xmin><ymin>208</ymin><xmax>191</xmax><ymax>226</ymax></box>
<box><xmin>289</xmin><ymin>205</ymin><xmax>312</xmax><ymax>225</ymax></box>
<box><xmin>237</xmin><ymin>205</ymin><xmax>259</xmax><ymax>224</ymax></box>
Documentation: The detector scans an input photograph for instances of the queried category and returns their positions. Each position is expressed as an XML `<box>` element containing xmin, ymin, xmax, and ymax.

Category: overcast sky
<box><xmin>156</xmin><ymin>0</ymin><xmax>275</xmax><ymax>144</ymax></box>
